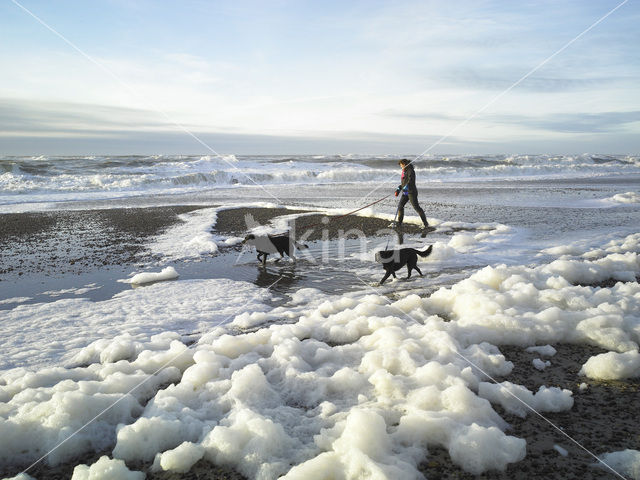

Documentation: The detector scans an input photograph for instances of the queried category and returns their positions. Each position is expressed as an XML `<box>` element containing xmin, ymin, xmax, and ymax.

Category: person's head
<box><xmin>399</xmin><ymin>159</ymin><xmax>410</xmax><ymax>168</ymax></box>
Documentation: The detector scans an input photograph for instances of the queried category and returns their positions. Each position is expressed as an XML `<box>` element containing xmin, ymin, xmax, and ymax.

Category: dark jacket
<box><xmin>398</xmin><ymin>164</ymin><xmax>418</xmax><ymax>193</ymax></box>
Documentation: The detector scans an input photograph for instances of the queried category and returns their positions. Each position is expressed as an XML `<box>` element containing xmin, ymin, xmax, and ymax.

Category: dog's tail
<box><xmin>417</xmin><ymin>245</ymin><xmax>433</xmax><ymax>257</ymax></box>
<box><xmin>295</xmin><ymin>242</ymin><xmax>309</xmax><ymax>250</ymax></box>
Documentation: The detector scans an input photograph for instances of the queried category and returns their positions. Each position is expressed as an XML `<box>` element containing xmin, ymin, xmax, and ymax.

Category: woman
<box><xmin>394</xmin><ymin>159</ymin><xmax>429</xmax><ymax>229</ymax></box>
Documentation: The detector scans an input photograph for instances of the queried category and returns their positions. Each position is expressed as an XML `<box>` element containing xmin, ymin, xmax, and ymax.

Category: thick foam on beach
<box><xmin>0</xmin><ymin>279</ymin><xmax>273</xmax><ymax>371</ymax></box>
<box><xmin>2</xmin><ymin>227</ymin><xmax>639</xmax><ymax>478</ymax></box>
<box><xmin>123</xmin><ymin>266</ymin><xmax>180</xmax><ymax>285</ymax></box>
<box><xmin>148</xmin><ymin>205</ymin><xmax>255</xmax><ymax>260</ymax></box>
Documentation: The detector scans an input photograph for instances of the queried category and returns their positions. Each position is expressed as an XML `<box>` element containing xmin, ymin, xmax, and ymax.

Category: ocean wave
<box><xmin>1</xmin><ymin>154</ymin><xmax>639</xmax><ymax>205</ymax></box>
<box><xmin>609</xmin><ymin>192</ymin><xmax>640</xmax><ymax>204</ymax></box>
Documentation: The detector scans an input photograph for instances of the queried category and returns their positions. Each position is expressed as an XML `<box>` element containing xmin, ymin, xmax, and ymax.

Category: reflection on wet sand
<box><xmin>254</xmin><ymin>264</ymin><xmax>300</xmax><ymax>290</ymax></box>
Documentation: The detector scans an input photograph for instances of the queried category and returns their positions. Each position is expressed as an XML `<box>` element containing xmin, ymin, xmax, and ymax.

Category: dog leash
<box><xmin>295</xmin><ymin>193</ymin><xmax>392</xmax><ymax>230</ymax></box>
<box><xmin>385</xmin><ymin>198</ymin><xmax>402</xmax><ymax>250</ymax></box>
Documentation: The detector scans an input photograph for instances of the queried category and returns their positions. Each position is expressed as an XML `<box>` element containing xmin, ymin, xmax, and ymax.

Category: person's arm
<box><xmin>406</xmin><ymin>166</ymin><xmax>416</xmax><ymax>189</ymax></box>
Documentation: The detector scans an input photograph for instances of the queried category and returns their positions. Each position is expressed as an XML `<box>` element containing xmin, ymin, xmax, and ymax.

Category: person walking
<box><xmin>394</xmin><ymin>159</ymin><xmax>429</xmax><ymax>230</ymax></box>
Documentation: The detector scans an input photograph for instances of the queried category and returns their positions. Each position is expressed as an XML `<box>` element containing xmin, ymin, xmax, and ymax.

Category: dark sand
<box><xmin>14</xmin><ymin>452</ymin><xmax>246</xmax><ymax>480</ymax></box>
<box><xmin>214</xmin><ymin>206</ymin><xmax>426</xmax><ymax>241</ymax></box>
<box><xmin>0</xmin><ymin>206</ymin><xmax>206</xmax><ymax>278</ymax></box>
<box><xmin>2</xmin><ymin>205</ymin><xmax>639</xmax><ymax>479</ymax></box>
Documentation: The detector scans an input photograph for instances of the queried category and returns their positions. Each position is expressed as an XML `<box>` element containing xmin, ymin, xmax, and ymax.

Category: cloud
<box><xmin>423</xmin><ymin>67</ymin><xmax>627</xmax><ymax>93</ymax></box>
<box><xmin>491</xmin><ymin>111</ymin><xmax>640</xmax><ymax>134</ymax></box>
<box><xmin>381</xmin><ymin>110</ymin><xmax>464</xmax><ymax>122</ymax></box>
<box><xmin>0</xmin><ymin>98</ymin><xmax>173</xmax><ymax>136</ymax></box>
<box><xmin>381</xmin><ymin>108</ymin><xmax>640</xmax><ymax>134</ymax></box>
<box><xmin>2</xmin><ymin>97</ymin><xmax>638</xmax><ymax>156</ymax></box>
<box><xmin>4</xmin><ymin>125</ymin><xmax>637</xmax><ymax>156</ymax></box>
<box><xmin>0</xmin><ymin>128</ymin><xmax>454</xmax><ymax>156</ymax></box>
<box><xmin>0</xmin><ymin>97</ymin><xmax>454</xmax><ymax>154</ymax></box>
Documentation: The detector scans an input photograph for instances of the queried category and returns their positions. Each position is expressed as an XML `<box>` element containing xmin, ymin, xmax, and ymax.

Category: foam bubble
<box><xmin>478</xmin><ymin>382</ymin><xmax>573</xmax><ymax>418</ymax></box>
<box><xmin>526</xmin><ymin>345</ymin><xmax>557</xmax><ymax>357</ymax></box>
<box><xmin>448</xmin><ymin>423</ymin><xmax>526</xmax><ymax>475</ymax></box>
<box><xmin>152</xmin><ymin>441</ymin><xmax>205</xmax><ymax>473</ymax></box>
<box><xmin>71</xmin><ymin>455</ymin><xmax>144</xmax><ymax>480</ymax></box>
<box><xmin>597</xmin><ymin>449</ymin><xmax>640</xmax><ymax>479</ymax></box>
<box><xmin>580</xmin><ymin>350</ymin><xmax>640</xmax><ymax>380</ymax></box>
<box><xmin>533</xmin><ymin>358</ymin><xmax>551</xmax><ymax>370</ymax></box>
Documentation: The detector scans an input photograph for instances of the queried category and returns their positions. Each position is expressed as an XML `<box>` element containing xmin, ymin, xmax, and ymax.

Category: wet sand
<box><xmin>214</xmin><ymin>206</ymin><xmax>426</xmax><ymax>241</ymax></box>
<box><xmin>1</xmin><ymin>205</ymin><xmax>419</xmax><ymax>282</ymax></box>
<box><xmin>0</xmin><ymin>206</ymin><xmax>206</xmax><ymax>278</ymax></box>
<box><xmin>18</xmin><ymin>455</ymin><xmax>247</xmax><ymax>480</ymax></box>
<box><xmin>2</xmin><ymin>205</ymin><xmax>639</xmax><ymax>479</ymax></box>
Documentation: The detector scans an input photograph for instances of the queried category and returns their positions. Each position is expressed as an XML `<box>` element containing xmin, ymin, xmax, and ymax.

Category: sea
<box><xmin>1</xmin><ymin>153</ymin><xmax>640</xmax><ymax>479</ymax></box>
<box><xmin>2</xmin><ymin>153</ymin><xmax>640</xmax><ymax>212</ymax></box>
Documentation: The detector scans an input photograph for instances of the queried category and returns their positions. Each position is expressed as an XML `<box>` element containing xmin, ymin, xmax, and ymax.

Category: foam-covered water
<box><xmin>2</xmin><ymin>154</ymin><xmax>640</xmax><ymax>210</ymax></box>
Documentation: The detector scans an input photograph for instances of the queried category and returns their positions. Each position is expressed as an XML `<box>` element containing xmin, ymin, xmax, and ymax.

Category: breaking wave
<box><xmin>1</xmin><ymin>154</ymin><xmax>639</xmax><ymax>206</ymax></box>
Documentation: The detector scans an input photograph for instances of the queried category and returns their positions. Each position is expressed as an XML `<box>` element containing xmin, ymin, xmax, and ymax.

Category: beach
<box><xmin>3</xmin><ymin>0</ymin><xmax>639</xmax><ymax>476</ymax></box>
<box><xmin>2</xmin><ymin>155</ymin><xmax>640</xmax><ymax>480</ymax></box>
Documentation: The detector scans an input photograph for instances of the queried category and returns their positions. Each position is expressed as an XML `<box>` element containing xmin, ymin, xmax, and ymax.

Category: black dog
<box><xmin>374</xmin><ymin>245</ymin><xmax>433</xmax><ymax>284</ymax></box>
<box><xmin>243</xmin><ymin>233</ymin><xmax>308</xmax><ymax>265</ymax></box>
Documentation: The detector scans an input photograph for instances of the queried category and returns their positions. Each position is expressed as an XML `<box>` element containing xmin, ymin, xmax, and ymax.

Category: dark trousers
<box><xmin>397</xmin><ymin>191</ymin><xmax>428</xmax><ymax>226</ymax></box>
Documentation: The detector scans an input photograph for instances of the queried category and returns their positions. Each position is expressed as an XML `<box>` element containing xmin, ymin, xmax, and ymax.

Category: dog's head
<box><xmin>374</xmin><ymin>250</ymin><xmax>393</xmax><ymax>263</ymax></box>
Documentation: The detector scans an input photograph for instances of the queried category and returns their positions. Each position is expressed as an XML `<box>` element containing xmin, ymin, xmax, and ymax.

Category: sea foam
<box><xmin>1</xmin><ymin>228</ymin><xmax>640</xmax><ymax>478</ymax></box>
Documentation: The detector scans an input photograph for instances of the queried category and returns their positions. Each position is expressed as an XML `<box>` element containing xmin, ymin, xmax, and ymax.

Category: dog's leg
<box><xmin>262</xmin><ymin>253</ymin><xmax>267</xmax><ymax>266</ymax></box>
<box><xmin>406</xmin><ymin>266</ymin><xmax>412</xmax><ymax>279</ymax></box>
<box><xmin>408</xmin><ymin>256</ymin><xmax>422</xmax><ymax>278</ymax></box>
<box><xmin>380</xmin><ymin>271</ymin><xmax>392</xmax><ymax>285</ymax></box>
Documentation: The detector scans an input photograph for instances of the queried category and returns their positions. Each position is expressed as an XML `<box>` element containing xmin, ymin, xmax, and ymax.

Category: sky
<box><xmin>0</xmin><ymin>0</ymin><xmax>638</xmax><ymax>155</ymax></box>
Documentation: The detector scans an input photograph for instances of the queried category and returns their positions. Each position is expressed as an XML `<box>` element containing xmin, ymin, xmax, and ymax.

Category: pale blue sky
<box><xmin>0</xmin><ymin>0</ymin><xmax>638</xmax><ymax>155</ymax></box>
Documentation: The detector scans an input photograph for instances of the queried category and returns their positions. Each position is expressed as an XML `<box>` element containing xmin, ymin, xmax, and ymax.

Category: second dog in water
<box><xmin>375</xmin><ymin>244</ymin><xmax>433</xmax><ymax>285</ymax></box>
<box><xmin>243</xmin><ymin>233</ymin><xmax>308</xmax><ymax>265</ymax></box>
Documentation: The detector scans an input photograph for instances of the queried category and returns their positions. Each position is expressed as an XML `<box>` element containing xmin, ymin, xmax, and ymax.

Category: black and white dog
<box><xmin>374</xmin><ymin>245</ymin><xmax>433</xmax><ymax>285</ymax></box>
<box><xmin>243</xmin><ymin>233</ymin><xmax>308</xmax><ymax>265</ymax></box>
